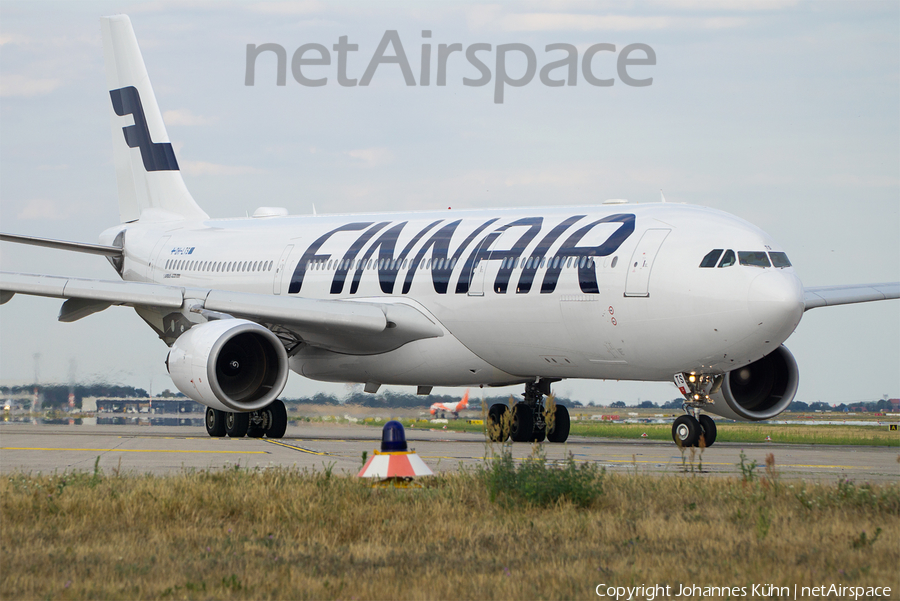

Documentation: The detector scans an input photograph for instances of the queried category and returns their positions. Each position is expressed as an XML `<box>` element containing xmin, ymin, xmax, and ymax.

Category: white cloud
<box><xmin>346</xmin><ymin>147</ymin><xmax>394</xmax><ymax>167</ymax></box>
<box><xmin>180</xmin><ymin>161</ymin><xmax>264</xmax><ymax>175</ymax></box>
<box><xmin>646</xmin><ymin>0</ymin><xmax>799</xmax><ymax>11</ymax></box>
<box><xmin>0</xmin><ymin>74</ymin><xmax>63</xmax><ymax>98</ymax></box>
<box><xmin>0</xmin><ymin>33</ymin><xmax>30</xmax><ymax>46</ymax></box>
<box><xmin>163</xmin><ymin>109</ymin><xmax>215</xmax><ymax>126</ymax></box>
<box><xmin>248</xmin><ymin>1</ymin><xmax>328</xmax><ymax>15</ymax></box>
<box><xmin>500</xmin><ymin>13</ymin><xmax>747</xmax><ymax>31</ymax></box>
<box><xmin>824</xmin><ymin>174</ymin><xmax>900</xmax><ymax>188</ymax></box>
<box><xmin>16</xmin><ymin>199</ymin><xmax>70</xmax><ymax>220</ymax></box>
<box><xmin>464</xmin><ymin>4</ymin><xmax>504</xmax><ymax>31</ymax></box>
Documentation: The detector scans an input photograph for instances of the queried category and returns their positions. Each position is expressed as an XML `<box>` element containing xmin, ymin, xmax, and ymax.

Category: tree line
<box><xmin>2</xmin><ymin>384</ymin><xmax>893</xmax><ymax>413</ymax></box>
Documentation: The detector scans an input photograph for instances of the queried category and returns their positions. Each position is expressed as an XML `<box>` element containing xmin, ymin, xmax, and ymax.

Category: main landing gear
<box><xmin>487</xmin><ymin>379</ymin><xmax>570</xmax><ymax>443</ymax></box>
<box><xmin>205</xmin><ymin>399</ymin><xmax>288</xmax><ymax>439</ymax></box>
<box><xmin>671</xmin><ymin>372</ymin><xmax>720</xmax><ymax>447</ymax></box>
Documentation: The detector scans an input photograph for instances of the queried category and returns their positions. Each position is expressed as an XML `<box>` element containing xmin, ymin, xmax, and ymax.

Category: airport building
<box><xmin>82</xmin><ymin>397</ymin><xmax>204</xmax><ymax>414</ymax></box>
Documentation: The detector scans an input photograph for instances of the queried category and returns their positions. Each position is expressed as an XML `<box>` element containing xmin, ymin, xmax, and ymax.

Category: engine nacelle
<box><xmin>706</xmin><ymin>345</ymin><xmax>799</xmax><ymax>421</ymax></box>
<box><xmin>167</xmin><ymin>319</ymin><xmax>289</xmax><ymax>412</ymax></box>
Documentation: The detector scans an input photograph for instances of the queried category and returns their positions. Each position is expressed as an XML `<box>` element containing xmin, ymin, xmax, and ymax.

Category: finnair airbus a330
<box><xmin>1</xmin><ymin>16</ymin><xmax>897</xmax><ymax>446</ymax></box>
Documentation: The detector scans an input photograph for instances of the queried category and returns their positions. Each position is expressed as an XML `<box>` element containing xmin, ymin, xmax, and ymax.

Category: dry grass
<box><xmin>2</xmin><ymin>457</ymin><xmax>898</xmax><ymax>600</ymax></box>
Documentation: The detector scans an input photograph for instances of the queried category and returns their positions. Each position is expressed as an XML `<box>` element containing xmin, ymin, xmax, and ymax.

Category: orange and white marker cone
<box><xmin>358</xmin><ymin>421</ymin><xmax>434</xmax><ymax>480</ymax></box>
<box><xmin>641</xmin><ymin>432</ymin><xmax>648</xmax><ymax>438</ymax></box>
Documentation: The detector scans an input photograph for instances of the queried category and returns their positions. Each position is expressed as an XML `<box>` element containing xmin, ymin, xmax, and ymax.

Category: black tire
<box><xmin>532</xmin><ymin>427</ymin><xmax>545</xmax><ymax>443</ymax></box>
<box><xmin>547</xmin><ymin>404</ymin><xmax>570</xmax><ymax>443</ymax></box>
<box><xmin>510</xmin><ymin>403</ymin><xmax>534</xmax><ymax>443</ymax></box>
<box><xmin>247</xmin><ymin>420</ymin><xmax>265</xmax><ymax>438</ymax></box>
<box><xmin>265</xmin><ymin>399</ymin><xmax>287</xmax><ymax>439</ymax></box>
<box><xmin>672</xmin><ymin>415</ymin><xmax>700</xmax><ymax>447</ymax></box>
<box><xmin>487</xmin><ymin>404</ymin><xmax>510</xmax><ymax>442</ymax></box>
<box><xmin>698</xmin><ymin>415</ymin><xmax>717</xmax><ymax>447</ymax></box>
<box><xmin>225</xmin><ymin>412</ymin><xmax>250</xmax><ymax>438</ymax></box>
<box><xmin>205</xmin><ymin>408</ymin><xmax>226</xmax><ymax>437</ymax></box>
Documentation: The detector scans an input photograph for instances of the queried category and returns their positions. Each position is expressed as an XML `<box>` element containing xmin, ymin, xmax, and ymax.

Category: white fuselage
<box><xmin>104</xmin><ymin>202</ymin><xmax>805</xmax><ymax>389</ymax></box>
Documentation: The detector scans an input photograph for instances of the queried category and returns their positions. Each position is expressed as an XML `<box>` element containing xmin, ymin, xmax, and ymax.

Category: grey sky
<box><xmin>1</xmin><ymin>1</ymin><xmax>897</xmax><ymax>406</ymax></box>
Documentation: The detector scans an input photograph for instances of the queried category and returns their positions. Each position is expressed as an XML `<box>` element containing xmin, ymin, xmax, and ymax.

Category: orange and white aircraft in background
<box><xmin>430</xmin><ymin>391</ymin><xmax>470</xmax><ymax>417</ymax></box>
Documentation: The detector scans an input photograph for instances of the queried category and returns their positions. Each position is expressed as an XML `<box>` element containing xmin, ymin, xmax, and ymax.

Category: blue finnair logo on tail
<box><xmin>109</xmin><ymin>86</ymin><xmax>179</xmax><ymax>172</ymax></box>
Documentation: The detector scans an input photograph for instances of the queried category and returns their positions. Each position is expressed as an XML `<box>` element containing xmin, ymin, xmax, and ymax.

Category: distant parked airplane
<box><xmin>430</xmin><ymin>391</ymin><xmax>470</xmax><ymax>418</ymax></box>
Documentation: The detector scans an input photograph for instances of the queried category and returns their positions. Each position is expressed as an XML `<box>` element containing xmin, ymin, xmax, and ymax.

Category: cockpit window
<box><xmin>738</xmin><ymin>251</ymin><xmax>771</xmax><ymax>267</ymax></box>
<box><xmin>718</xmin><ymin>249</ymin><xmax>736</xmax><ymax>268</ymax></box>
<box><xmin>769</xmin><ymin>252</ymin><xmax>791</xmax><ymax>268</ymax></box>
<box><xmin>699</xmin><ymin>249</ymin><xmax>723</xmax><ymax>268</ymax></box>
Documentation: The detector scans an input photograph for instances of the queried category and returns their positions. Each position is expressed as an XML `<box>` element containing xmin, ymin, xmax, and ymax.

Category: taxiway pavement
<box><xmin>1</xmin><ymin>422</ymin><xmax>897</xmax><ymax>482</ymax></box>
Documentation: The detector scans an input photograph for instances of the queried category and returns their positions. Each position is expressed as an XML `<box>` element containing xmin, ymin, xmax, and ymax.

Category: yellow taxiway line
<box><xmin>1</xmin><ymin>447</ymin><xmax>267</xmax><ymax>455</ymax></box>
<box><xmin>262</xmin><ymin>439</ymin><xmax>329</xmax><ymax>455</ymax></box>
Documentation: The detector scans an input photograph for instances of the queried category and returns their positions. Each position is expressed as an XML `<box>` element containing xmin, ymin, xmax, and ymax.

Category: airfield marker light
<box><xmin>358</xmin><ymin>420</ymin><xmax>434</xmax><ymax>484</ymax></box>
<box><xmin>380</xmin><ymin>420</ymin><xmax>408</xmax><ymax>452</ymax></box>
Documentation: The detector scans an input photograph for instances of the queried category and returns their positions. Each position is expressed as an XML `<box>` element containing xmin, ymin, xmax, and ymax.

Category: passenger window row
<box><xmin>699</xmin><ymin>249</ymin><xmax>791</xmax><ymax>269</ymax></box>
<box><xmin>165</xmin><ymin>258</ymin><xmax>275</xmax><ymax>273</ymax></box>
<box><xmin>306</xmin><ymin>255</ymin><xmax>618</xmax><ymax>272</ymax></box>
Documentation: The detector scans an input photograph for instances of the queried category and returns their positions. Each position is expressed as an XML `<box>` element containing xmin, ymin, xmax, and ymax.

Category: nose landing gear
<box><xmin>672</xmin><ymin>373</ymin><xmax>721</xmax><ymax>447</ymax></box>
<box><xmin>672</xmin><ymin>412</ymin><xmax>717</xmax><ymax>447</ymax></box>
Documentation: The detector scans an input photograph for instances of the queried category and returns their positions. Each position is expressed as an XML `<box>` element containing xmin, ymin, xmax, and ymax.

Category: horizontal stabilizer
<box><xmin>0</xmin><ymin>233</ymin><xmax>123</xmax><ymax>257</ymax></box>
<box><xmin>803</xmin><ymin>282</ymin><xmax>899</xmax><ymax>310</ymax></box>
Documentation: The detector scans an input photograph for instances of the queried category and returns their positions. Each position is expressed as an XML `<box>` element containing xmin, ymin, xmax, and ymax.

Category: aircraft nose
<box><xmin>747</xmin><ymin>270</ymin><xmax>804</xmax><ymax>340</ymax></box>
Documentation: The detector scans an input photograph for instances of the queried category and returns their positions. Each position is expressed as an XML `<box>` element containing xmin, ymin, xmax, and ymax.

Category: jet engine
<box><xmin>706</xmin><ymin>345</ymin><xmax>799</xmax><ymax>421</ymax></box>
<box><xmin>167</xmin><ymin>319</ymin><xmax>289</xmax><ymax>412</ymax></box>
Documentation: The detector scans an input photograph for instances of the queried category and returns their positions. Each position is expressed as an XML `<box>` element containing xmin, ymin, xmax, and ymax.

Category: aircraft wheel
<box><xmin>265</xmin><ymin>399</ymin><xmax>288</xmax><ymax>439</ymax></box>
<box><xmin>205</xmin><ymin>408</ymin><xmax>226</xmax><ymax>437</ymax></box>
<box><xmin>225</xmin><ymin>412</ymin><xmax>249</xmax><ymax>438</ymax></box>
<box><xmin>547</xmin><ymin>405</ymin><xmax>570</xmax><ymax>443</ymax></box>
<box><xmin>510</xmin><ymin>403</ymin><xmax>534</xmax><ymax>443</ymax></box>
<box><xmin>487</xmin><ymin>404</ymin><xmax>509</xmax><ymax>442</ymax></box>
<box><xmin>533</xmin><ymin>426</ymin><xmax>546</xmax><ymax>443</ymax></box>
<box><xmin>698</xmin><ymin>415</ymin><xmax>717</xmax><ymax>447</ymax></box>
<box><xmin>672</xmin><ymin>415</ymin><xmax>700</xmax><ymax>447</ymax></box>
<box><xmin>247</xmin><ymin>421</ymin><xmax>265</xmax><ymax>438</ymax></box>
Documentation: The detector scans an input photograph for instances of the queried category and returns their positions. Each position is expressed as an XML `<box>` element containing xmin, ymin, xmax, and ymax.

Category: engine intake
<box><xmin>167</xmin><ymin>319</ymin><xmax>289</xmax><ymax>412</ymax></box>
<box><xmin>707</xmin><ymin>345</ymin><xmax>799</xmax><ymax>421</ymax></box>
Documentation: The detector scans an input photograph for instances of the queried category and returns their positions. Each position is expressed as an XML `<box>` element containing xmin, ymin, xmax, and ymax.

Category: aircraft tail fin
<box><xmin>100</xmin><ymin>15</ymin><xmax>208</xmax><ymax>223</ymax></box>
<box><xmin>458</xmin><ymin>390</ymin><xmax>469</xmax><ymax>411</ymax></box>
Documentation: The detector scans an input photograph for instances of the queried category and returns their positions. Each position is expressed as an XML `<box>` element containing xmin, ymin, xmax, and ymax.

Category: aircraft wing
<box><xmin>803</xmin><ymin>282</ymin><xmax>900</xmax><ymax>311</ymax></box>
<box><xmin>0</xmin><ymin>272</ymin><xmax>442</xmax><ymax>354</ymax></box>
